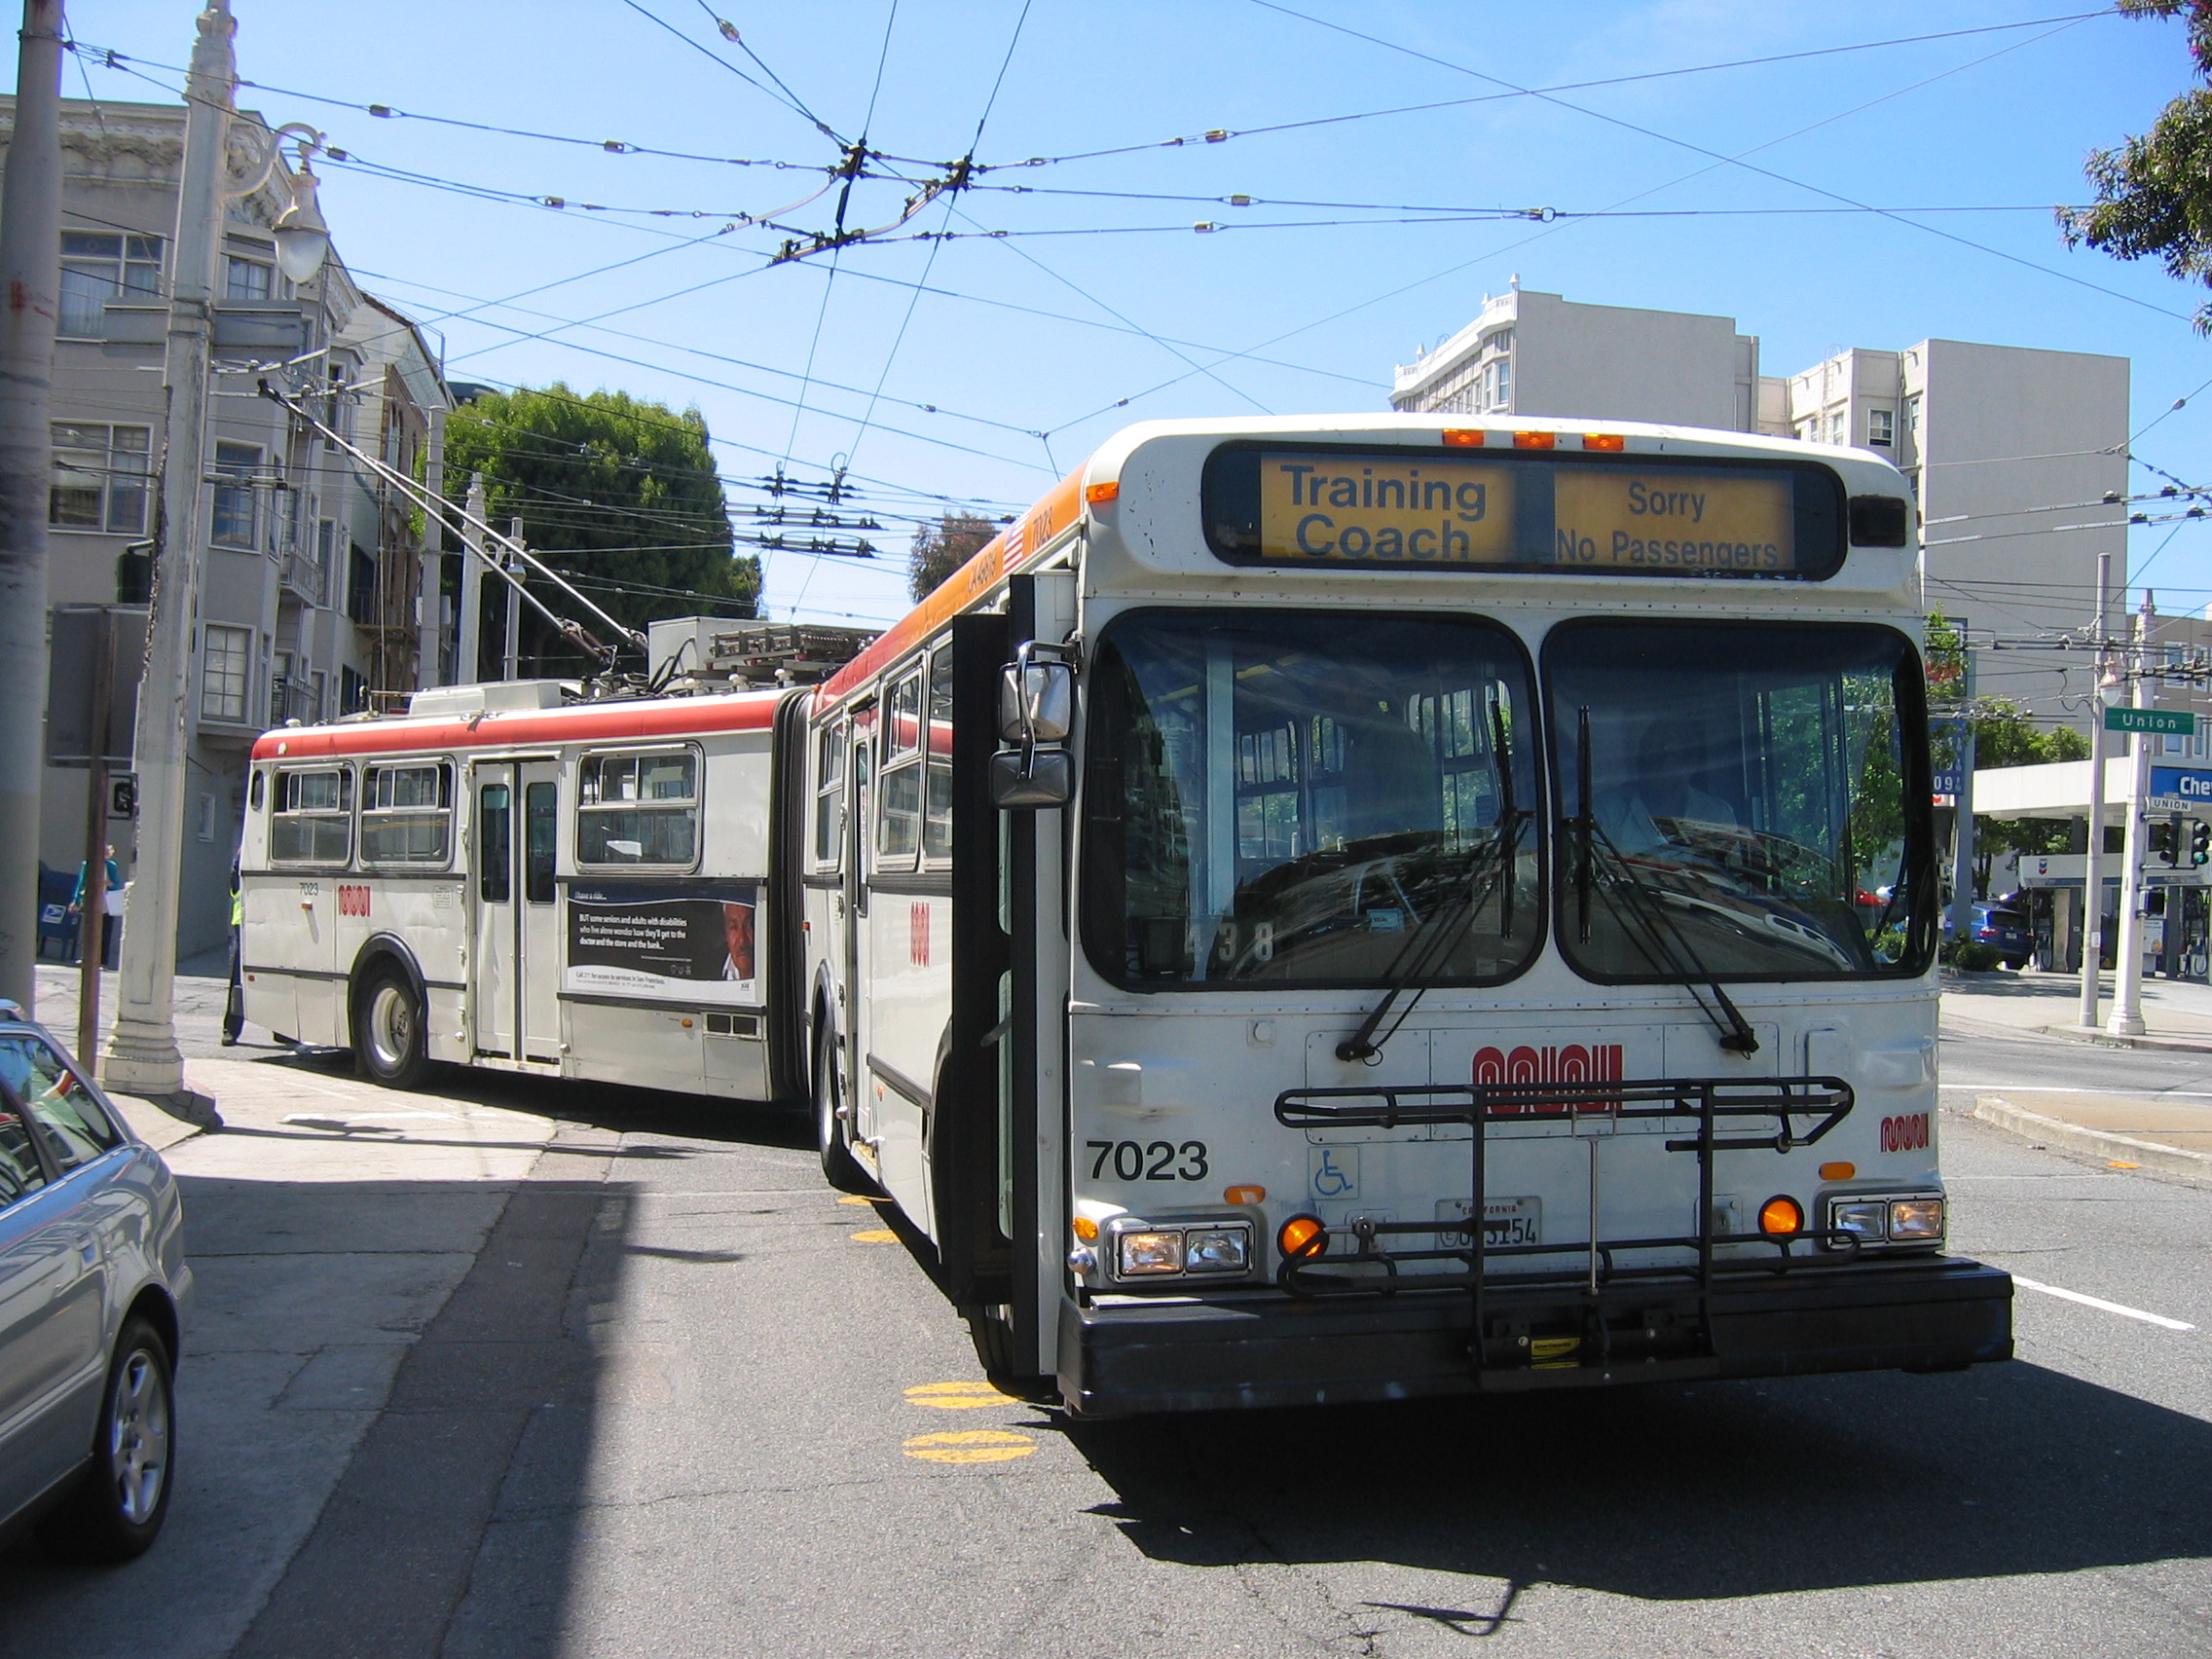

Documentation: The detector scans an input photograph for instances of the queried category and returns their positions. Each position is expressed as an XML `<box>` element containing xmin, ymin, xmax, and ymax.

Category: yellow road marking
<box><xmin>904</xmin><ymin>1380</ymin><xmax>1014</xmax><ymax>1409</ymax></box>
<box><xmin>903</xmin><ymin>1429</ymin><xmax>1035</xmax><ymax>1463</ymax></box>
<box><xmin>837</xmin><ymin>1195</ymin><xmax>876</xmax><ymax>1206</ymax></box>
<box><xmin>2109</xmin><ymin>1161</ymin><xmax>2142</xmax><ymax>1169</ymax></box>
<box><xmin>850</xmin><ymin>1228</ymin><xmax>899</xmax><ymax>1242</ymax></box>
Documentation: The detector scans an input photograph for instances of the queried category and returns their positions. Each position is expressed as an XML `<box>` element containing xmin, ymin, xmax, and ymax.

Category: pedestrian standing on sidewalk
<box><xmin>66</xmin><ymin>845</ymin><xmax>122</xmax><ymax>968</ymax></box>
<box><xmin>223</xmin><ymin>852</ymin><xmax>244</xmax><ymax>1046</ymax></box>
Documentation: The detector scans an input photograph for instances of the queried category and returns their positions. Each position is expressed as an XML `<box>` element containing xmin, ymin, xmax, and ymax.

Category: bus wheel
<box><xmin>354</xmin><ymin>967</ymin><xmax>429</xmax><ymax>1089</ymax></box>
<box><xmin>814</xmin><ymin>1029</ymin><xmax>876</xmax><ymax>1196</ymax></box>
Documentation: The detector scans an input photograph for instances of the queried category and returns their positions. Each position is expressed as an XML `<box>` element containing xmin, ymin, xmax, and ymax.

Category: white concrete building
<box><xmin>2</xmin><ymin>94</ymin><xmax>452</xmax><ymax>961</ymax></box>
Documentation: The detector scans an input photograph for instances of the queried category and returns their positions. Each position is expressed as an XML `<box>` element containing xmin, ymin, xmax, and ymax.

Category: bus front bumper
<box><xmin>1058</xmin><ymin>1256</ymin><xmax>2013</xmax><ymax>1417</ymax></box>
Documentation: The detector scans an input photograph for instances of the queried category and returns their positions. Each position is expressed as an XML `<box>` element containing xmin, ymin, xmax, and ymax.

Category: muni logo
<box><xmin>1880</xmin><ymin>1112</ymin><xmax>1931</xmax><ymax>1153</ymax></box>
<box><xmin>1473</xmin><ymin>1041</ymin><xmax>1623</xmax><ymax>1115</ymax></box>
<box><xmin>909</xmin><ymin>902</ymin><xmax>930</xmax><ymax>968</ymax></box>
<box><xmin>336</xmin><ymin>884</ymin><xmax>371</xmax><ymax>918</ymax></box>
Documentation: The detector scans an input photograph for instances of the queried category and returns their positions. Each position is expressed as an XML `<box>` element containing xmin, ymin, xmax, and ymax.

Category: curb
<box><xmin>2034</xmin><ymin>1023</ymin><xmax>2212</xmax><ymax>1056</ymax></box>
<box><xmin>1972</xmin><ymin>1093</ymin><xmax>2212</xmax><ymax>1185</ymax></box>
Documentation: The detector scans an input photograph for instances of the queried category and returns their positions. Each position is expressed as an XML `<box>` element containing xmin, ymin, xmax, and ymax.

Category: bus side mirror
<box><xmin>998</xmin><ymin>655</ymin><xmax>1072</xmax><ymax>744</ymax></box>
<box><xmin>990</xmin><ymin>748</ymin><xmax>1071</xmax><ymax>809</ymax></box>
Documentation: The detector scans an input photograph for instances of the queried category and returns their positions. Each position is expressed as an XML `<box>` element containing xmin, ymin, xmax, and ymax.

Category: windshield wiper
<box><xmin>1572</xmin><ymin>706</ymin><xmax>1760</xmax><ymax>1057</ymax></box>
<box><xmin>1337</xmin><ymin>702</ymin><xmax>1523</xmax><ymax>1064</ymax></box>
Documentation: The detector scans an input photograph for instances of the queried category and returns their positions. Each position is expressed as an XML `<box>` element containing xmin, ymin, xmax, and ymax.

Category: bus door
<box><xmin>471</xmin><ymin>764</ymin><xmax>517</xmax><ymax>1058</ymax></box>
<box><xmin>843</xmin><ymin>713</ymin><xmax>875</xmax><ymax>1154</ymax></box>
<box><xmin>471</xmin><ymin>758</ymin><xmax>561</xmax><ymax>1063</ymax></box>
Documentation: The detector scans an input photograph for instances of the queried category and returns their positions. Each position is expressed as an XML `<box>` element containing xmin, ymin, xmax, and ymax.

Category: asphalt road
<box><xmin>13</xmin><ymin>1017</ymin><xmax>2212</xmax><ymax>1656</ymax></box>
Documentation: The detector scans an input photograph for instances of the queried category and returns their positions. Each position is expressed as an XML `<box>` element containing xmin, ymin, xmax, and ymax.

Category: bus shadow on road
<box><xmin>1060</xmin><ymin>1361</ymin><xmax>2212</xmax><ymax>1598</ymax></box>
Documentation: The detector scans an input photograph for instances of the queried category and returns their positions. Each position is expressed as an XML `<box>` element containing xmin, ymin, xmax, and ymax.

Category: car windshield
<box><xmin>1082</xmin><ymin>609</ymin><xmax>1541</xmax><ymax>987</ymax></box>
<box><xmin>1548</xmin><ymin>620</ymin><xmax>1936</xmax><ymax>981</ymax></box>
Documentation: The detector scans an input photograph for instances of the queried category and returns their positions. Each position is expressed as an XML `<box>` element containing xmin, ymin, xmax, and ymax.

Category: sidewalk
<box><xmin>1941</xmin><ymin>965</ymin><xmax>2212</xmax><ymax>1052</ymax></box>
<box><xmin>0</xmin><ymin>1049</ymin><xmax>566</xmax><ymax>1659</ymax></box>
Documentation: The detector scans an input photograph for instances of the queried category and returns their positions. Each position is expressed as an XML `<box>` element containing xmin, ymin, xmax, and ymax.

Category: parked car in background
<box><xmin>0</xmin><ymin>1003</ymin><xmax>190</xmax><ymax>1563</ymax></box>
<box><xmin>1971</xmin><ymin>899</ymin><xmax>2035</xmax><ymax>970</ymax></box>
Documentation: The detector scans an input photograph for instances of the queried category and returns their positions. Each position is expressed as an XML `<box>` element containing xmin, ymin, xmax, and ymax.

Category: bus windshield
<box><xmin>1547</xmin><ymin>620</ymin><xmax>1936</xmax><ymax>982</ymax></box>
<box><xmin>1083</xmin><ymin>609</ymin><xmax>1541</xmax><ymax>988</ymax></box>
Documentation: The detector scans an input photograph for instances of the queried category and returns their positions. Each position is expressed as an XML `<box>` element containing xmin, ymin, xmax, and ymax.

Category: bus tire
<box><xmin>353</xmin><ymin>965</ymin><xmax>430</xmax><ymax>1090</ymax></box>
<box><xmin>814</xmin><ymin>1028</ymin><xmax>876</xmax><ymax>1196</ymax></box>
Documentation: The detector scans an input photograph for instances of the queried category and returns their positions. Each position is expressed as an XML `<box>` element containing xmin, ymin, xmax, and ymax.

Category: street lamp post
<box><xmin>102</xmin><ymin>2</ymin><xmax>329</xmax><ymax>1095</ymax></box>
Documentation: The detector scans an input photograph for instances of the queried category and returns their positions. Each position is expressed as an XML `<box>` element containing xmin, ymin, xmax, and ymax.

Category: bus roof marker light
<box><xmin>1440</xmin><ymin>429</ymin><xmax>1484</xmax><ymax>448</ymax></box>
<box><xmin>1085</xmin><ymin>481</ymin><xmax>1119</xmax><ymax>505</ymax></box>
<box><xmin>1583</xmin><ymin>433</ymin><xmax>1626</xmax><ymax>452</ymax></box>
<box><xmin>1513</xmin><ymin>431</ymin><xmax>1556</xmax><ymax>451</ymax></box>
<box><xmin>1758</xmin><ymin>1195</ymin><xmax>1804</xmax><ymax>1236</ymax></box>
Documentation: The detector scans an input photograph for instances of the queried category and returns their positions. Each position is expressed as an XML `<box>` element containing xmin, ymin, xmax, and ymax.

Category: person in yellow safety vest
<box><xmin>222</xmin><ymin>853</ymin><xmax>244</xmax><ymax>1047</ymax></box>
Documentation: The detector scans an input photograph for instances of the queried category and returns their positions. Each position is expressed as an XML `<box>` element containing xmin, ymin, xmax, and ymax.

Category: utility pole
<box><xmin>75</xmin><ymin>610</ymin><xmax>113</xmax><ymax>1052</ymax></box>
<box><xmin>0</xmin><ymin>0</ymin><xmax>64</xmax><ymax>1013</ymax></box>
<box><xmin>102</xmin><ymin>1</ymin><xmax>233</xmax><ymax>1097</ymax></box>
<box><xmin>1945</xmin><ymin>647</ymin><xmax>1977</xmax><ymax>951</ymax></box>
<box><xmin>455</xmin><ymin>471</ymin><xmax>485</xmax><ymax>682</ymax></box>
<box><xmin>502</xmin><ymin>515</ymin><xmax>523</xmax><ymax>680</ymax></box>
<box><xmin>2111</xmin><ymin>591</ymin><xmax>2157</xmax><ymax>1036</ymax></box>
<box><xmin>2080</xmin><ymin>548</ymin><xmax>2115</xmax><ymax>1030</ymax></box>
<box><xmin>414</xmin><ymin>405</ymin><xmax>444</xmax><ymax>689</ymax></box>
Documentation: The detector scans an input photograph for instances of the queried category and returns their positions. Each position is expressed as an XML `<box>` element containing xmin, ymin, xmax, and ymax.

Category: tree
<box><xmin>443</xmin><ymin>384</ymin><xmax>758</xmax><ymax>675</ymax></box>
<box><xmin>2060</xmin><ymin>0</ymin><xmax>2212</xmax><ymax>331</ymax></box>
<box><xmin>907</xmin><ymin>510</ymin><xmax>1002</xmax><ymax>603</ymax></box>
<box><xmin>1926</xmin><ymin>611</ymin><xmax>2089</xmax><ymax>885</ymax></box>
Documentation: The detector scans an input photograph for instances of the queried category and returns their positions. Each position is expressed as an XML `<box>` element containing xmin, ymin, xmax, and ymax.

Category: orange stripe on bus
<box><xmin>249</xmin><ymin>689</ymin><xmax>783</xmax><ymax>761</ymax></box>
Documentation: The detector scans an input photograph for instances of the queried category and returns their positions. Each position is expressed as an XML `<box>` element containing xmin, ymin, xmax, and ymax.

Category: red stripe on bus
<box><xmin>815</xmin><ymin>465</ymin><xmax>1087</xmax><ymax>710</ymax></box>
<box><xmin>250</xmin><ymin>690</ymin><xmax>783</xmax><ymax>760</ymax></box>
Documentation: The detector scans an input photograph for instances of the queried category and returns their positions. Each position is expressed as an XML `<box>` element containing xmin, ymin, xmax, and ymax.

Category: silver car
<box><xmin>0</xmin><ymin>1004</ymin><xmax>190</xmax><ymax>1562</ymax></box>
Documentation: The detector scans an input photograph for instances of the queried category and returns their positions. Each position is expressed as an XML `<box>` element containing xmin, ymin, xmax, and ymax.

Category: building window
<box><xmin>49</xmin><ymin>423</ymin><xmax>150</xmax><ymax>533</ymax></box>
<box><xmin>210</xmin><ymin>442</ymin><xmax>261</xmax><ymax>548</ymax></box>
<box><xmin>1867</xmin><ymin>408</ymin><xmax>1895</xmax><ymax>448</ymax></box>
<box><xmin>347</xmin><ymin>543</ymin><xmax>377</xmax><ymax>624</ymax></box>
<box><xmin>224</xmin><ymin>254</ymin><xmax>274</xmax><ymax>303</ymax></box>
<box><xmin>201</xmin><ymin>623</ymin><xmax>251</xmax><ymax>722</ymax></box>
<box><xmin>1828</xmin><ymin>411</ymin><xmax>1847</xmax><ymax>444</ymax></box>
<box><xmin>340</xmin><ymin>665</ymin><xmax>368</xmax><ymax>716</ymax></box>
<box><xmin>1905</xmin><ymin>394</ymin><xmax>1922</xmax><ymax>436</ymax></box>
<box><xmin>1493</xmin><ymin>354</ymin><xmax>1510</xmax><ymax>409</ymax></box>
<box><xmin>58</xmin><ymin>231</ymin><xmax>161</xmax><ymax>338</ymax></box>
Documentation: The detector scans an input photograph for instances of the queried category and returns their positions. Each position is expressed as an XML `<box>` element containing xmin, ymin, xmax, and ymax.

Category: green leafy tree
<box><xmin>1927</xmin><ymin>610</ymin><xmax>2090</xmax><ymax>883</ymax></box>
<box><xmin>443</xmin><ymin>384</ymin><xmax>758</xmax><ymax>675</ymax></box>
<box><xmin>907</xmin><ymin>510</ymin><xmax>1002</xmax><ymax>603</ymax></box>
<box><xmin>2060</xmin><ymin>0</ymin><xmax>2212</xmax><ymax>331</ymax></box>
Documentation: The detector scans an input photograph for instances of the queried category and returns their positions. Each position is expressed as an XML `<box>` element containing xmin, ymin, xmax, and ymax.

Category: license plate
<box><xmin>1436</xmin><ymin>1196</ymin><xmax>1541</xmax><ymax>1248</ymax></box>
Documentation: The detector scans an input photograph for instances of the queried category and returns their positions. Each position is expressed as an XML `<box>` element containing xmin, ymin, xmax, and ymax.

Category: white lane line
<box><xmin>1940</xmin><ymin>1084</ymin><xmax>2212</xmax><ymax>1098</ymax></box>
<box><xmin>2010</xmin><ymin>1274</ymin><xmax>2196</xmax><ymax>1331</ymax></box>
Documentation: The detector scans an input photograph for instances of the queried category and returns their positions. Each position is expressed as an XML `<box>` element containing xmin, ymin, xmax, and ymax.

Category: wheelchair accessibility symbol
<box><xmin>1309</xmin><ymin>1145</ymin><xmax>1359</xmax><ymax>1199</ymax></box>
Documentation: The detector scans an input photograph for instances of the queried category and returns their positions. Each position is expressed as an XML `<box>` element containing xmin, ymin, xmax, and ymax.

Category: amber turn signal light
<box><xmin>1819</xmin><ymin>1161</ymin><xmax>1856</xmax><ymax>1181</ymax></box>
<box><xmin>1072</xmin><ymin>1216</ymin><xmax>1098</xmax><ymax>1242</ymax></box>
<box><xmin>1224</xmin><ymin>1185</ymin><xmax>1267</xmax><ymax>1205</ymax></box>
<box><xmin>1277</xmin><ymin>1214</ymin><xmax>1327</xmax><ymax>1259</ymax></box>
<box><xmin>1758</xmin><ymin>1195</ymin><xmax>1804</xmax><ymax>1235</ymax></box>
<box><xmin>1085</xmin><ymin>480</ymin><xmax>1120</xmax><ymax>504</ymax></box>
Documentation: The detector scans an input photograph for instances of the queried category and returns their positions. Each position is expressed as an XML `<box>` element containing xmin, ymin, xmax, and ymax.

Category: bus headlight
<box><xmin>1830</xmin><ymin>1199</ymin><xmax>1890</xmax><ymax>1241</ymax></box>
<box><xmin>1183</xmin><ymin>1225</ymin><xmax>1252</xmax><ymax>1274</ymax></box>
<box><xmin>1888</xmin><ymin>1197</ymin><xmax>1945</xmax><ymax>1240</ymax></box>
<box><xmin>1115</xmin><ymin>1230</ymin><xmax>1184</xmax><ymax>1275</ymax></box>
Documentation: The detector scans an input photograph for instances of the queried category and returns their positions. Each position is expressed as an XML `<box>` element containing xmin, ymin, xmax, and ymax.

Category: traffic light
<box><xmin>2152</xmin><ymin>818</ymin><xmax>2180</xmax><ymax>866</ymax></box>
<box><xmin>2194</xmin><ymin>820</ymin><xmax>2210</xmax><ymax>867</ymax></box>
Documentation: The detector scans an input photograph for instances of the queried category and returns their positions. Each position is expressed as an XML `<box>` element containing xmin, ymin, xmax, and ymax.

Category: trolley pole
<box><xmin>103</xmin><ymin>1</ymin><xmax>234</xmax><ymax>1097</ymax></box>
<box><xmin>2080</xmin><ymin>548</ymin><xmax>2115</xmax><ymax>1029</ymax></box>
<box><xmin>2110</xmin><ymin>593</ymin><xmax>2156</xmax><ymax>1036</ymax></box>
<box><xmin>455</xmin><ymin>471</ymin><xmax>485</xmax><ymax>683</ymax></box>
<box><xmin>502</xmin><ymin>516</ymin><xmax>523</xmax><ymax>680</ymax></box>
<box><xmin>0</xmin><ymin>0</ymin><xmax>64</xmax><ymax>1013</ymax></box>
<box><xmin>415</xmin><ymin>405</ymin><xmax>444</xmax><ymax>688</ymax></box>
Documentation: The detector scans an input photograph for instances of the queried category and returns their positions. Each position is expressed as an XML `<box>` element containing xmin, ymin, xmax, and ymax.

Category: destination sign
<box><xmin>1224</xmin><ymin>448</ymin><xmax>1836</xmax><ymax>578</ymax></box>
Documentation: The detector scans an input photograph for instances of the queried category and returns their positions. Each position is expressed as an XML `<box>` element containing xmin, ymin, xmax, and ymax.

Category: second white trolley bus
<box><xmin>244</xmin><ymin>414</ymin><xmax>2013</xmax><ymax>1415</ymax></box>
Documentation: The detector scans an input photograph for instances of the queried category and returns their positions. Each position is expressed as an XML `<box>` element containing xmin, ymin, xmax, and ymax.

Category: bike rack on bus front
<box><xmin>1271</xmin><ymin>1076</ymin><xmax>1857</xmax><ymax>1376</ymax></box>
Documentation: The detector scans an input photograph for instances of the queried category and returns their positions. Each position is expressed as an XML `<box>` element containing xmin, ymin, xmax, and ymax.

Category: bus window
<box><xmin>1547</xmin><ymin>619</ymin><xmax>1935</xmax><ymax>981</ymax></box>
<box><xmin>576</xmin><ymin>749</ymin><xmax>699</xmax><ymax>868</ymax></box>
<box><xmin>525</xmin><ymin>782</ymin><xmax>557</xmax><ymax>903</ymax></box>
<box><xmin>360</xmin><ymin>761</ymin><xmax>453</xmax><ymax>866</ymax></box>
<box><xmin>248</xmin><ymin>768</ymin><xmax>264</xmax><ymax>812</ymax></box>
<box><xmin>924</xmin><ymin>648</ymin><xmax>953</xmax><ymax>863</ymax></box>
<box><xmin>813</xmin><ymin>721</ymin><xmax>845</xmax><ymax>868</ymax></box>
<box><xmin>876</xmin><ymin>666</ymin><xmax>924</xmax><ymax>864</ymax></box>
<box><xmin>270</xmin><ymin>767</ymin><xmax>352</xmax><ymax>865</ymax></box>
<box><xmin>1082</xmin><ymin>609</ymin><xmax>1541</xmax><ymax>988</ymax></box>
<box><xmin>479</xmin><ymin>783</ymin><xmax>511</xmax><ymax>903</ymax></box>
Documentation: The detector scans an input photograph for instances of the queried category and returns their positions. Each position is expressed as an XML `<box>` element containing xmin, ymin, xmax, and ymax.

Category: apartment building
<box><xmin>1392</xmin><ymin>288</ymin><xmax>2130</xmax><ymax>738</ymax></box>
<box><xmin>3</xmin><ymin>94</ymin><xmax>452</xmax><ymax>960</ymax></box>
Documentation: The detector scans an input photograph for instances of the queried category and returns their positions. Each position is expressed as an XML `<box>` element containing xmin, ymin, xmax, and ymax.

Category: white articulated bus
<box><xmin>244</xmin><ymin>414</ymin><xmax>2013</xmax><ymax>1416</ymax></box>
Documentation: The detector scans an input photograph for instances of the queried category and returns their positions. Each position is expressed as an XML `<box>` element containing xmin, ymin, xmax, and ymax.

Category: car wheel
<box><xmin>36</xmin><ymin>1315</ymin><xmax>174</xmax><ymax>1564</ymax></box>
<box><xmin>815</xmin><ymin>1025</ymin><xmax>876</xmax><ymax>1196</ymax></box>
<box><xmin>353</xmin><ymin>966</ymin><xmax>430</xmax><ymax>1089</ymax></box>
<box><xmin>2005</xmin><ymin>958</ymin><xmax>2028</xmax><ymax>971</ymax></box>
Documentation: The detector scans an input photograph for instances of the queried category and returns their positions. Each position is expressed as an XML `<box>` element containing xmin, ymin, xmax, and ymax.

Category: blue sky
<box><xmin>41</xmin><ymin>0</ymin><xmax>2210</xmax><ymax>629</ymax></box>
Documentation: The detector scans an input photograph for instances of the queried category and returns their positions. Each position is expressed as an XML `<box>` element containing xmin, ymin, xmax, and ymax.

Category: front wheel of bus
<box><xmin>814</xmin><ymin>1028</ymin><xmax>876</xmax><ymax>1196</ymax></box>
<box><xmin>354</xmin><ymin>967</ymin><xmax>429</xmax><ymax>1090</ymax></box>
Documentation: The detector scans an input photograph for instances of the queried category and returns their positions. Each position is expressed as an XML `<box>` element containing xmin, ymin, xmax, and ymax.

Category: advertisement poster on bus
<box><xmin>566</xmin><ymin>881</ymin><xmax>758</xmax><ymax>1005</ymax></box>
